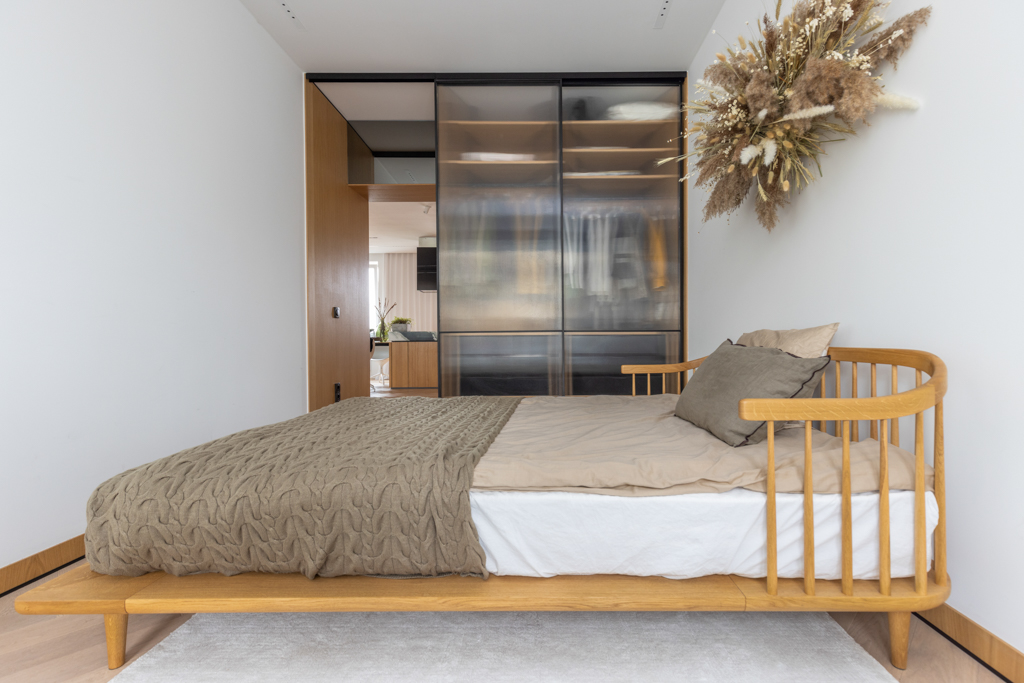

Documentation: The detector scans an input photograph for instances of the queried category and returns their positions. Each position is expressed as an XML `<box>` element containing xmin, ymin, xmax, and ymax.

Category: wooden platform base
<box><xmin>16</xmin><ymin>564</ymin><xmax>950</xmax><ymax>670</ymax></box>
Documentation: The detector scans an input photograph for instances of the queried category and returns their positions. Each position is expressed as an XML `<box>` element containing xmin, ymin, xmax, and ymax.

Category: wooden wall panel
<box><xmin>305</xmin><ymin>82</ymin><xmax>370</xmax><ymax>410</ymax></box>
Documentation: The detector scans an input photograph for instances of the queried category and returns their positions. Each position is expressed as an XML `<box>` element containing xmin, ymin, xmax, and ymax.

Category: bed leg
<box><xmin>888</xmin><ymin>611</ymin><xmax>911</xmax><ymax>670</ymax></box>
<box><xmin>104</xmin><ymin>614</ymin><xmax>129</xmax><ymax>669</ymax></box>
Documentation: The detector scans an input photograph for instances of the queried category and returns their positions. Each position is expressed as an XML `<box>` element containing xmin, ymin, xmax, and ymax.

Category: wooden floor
<box><xmin>1</xmin><ymin>561</ymin><xmax>187</xmax><ymax>682</ymax></box>
<box><xmin>833</xmin><ymin>611</ymin><xmax>1004</xmax><ymax>682</ymax></box>
<box><xmin>1</xmin><ymin>561</ymin><xmax>1002</xmax><ymax>682</ymax></box>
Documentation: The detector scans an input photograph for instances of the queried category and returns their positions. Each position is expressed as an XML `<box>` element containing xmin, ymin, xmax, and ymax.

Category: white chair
<box><xmin>370</xmin><ymin>340</ymin><xmax>390</xmax><ymax>390</ymax></box>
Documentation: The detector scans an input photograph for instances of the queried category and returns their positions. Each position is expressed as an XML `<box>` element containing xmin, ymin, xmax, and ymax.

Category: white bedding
<box><xmin>471</xmin><ymin>489</ymin><xmax>937</xmax><ymax>580</ymax></box>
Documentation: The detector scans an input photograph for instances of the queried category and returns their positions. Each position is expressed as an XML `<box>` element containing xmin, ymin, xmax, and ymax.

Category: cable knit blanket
<box><xmin>85</xmin><ymin>397</ymin><xmax>521</xmax><ymax>579</ymax></box>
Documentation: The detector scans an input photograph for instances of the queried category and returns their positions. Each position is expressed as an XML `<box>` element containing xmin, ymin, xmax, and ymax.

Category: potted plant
<box><xmin>390</xmin><ymin>316</ymin><xmax>412</xmax><ymax>334</ymax></box>
<box><xmin>374</xmin><ymin>298</ymin><xmax>396</xmax><ymax>342</ymax></box>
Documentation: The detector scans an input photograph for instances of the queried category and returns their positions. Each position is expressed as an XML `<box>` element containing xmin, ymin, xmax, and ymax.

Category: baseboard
<box><xmin>918</xmin><ymin>604</ymin><xmax>1024</xmax><ymax>683</ymax></box>
<box><xmin>0</xmin><ymin>535</ymin><xmax>85</xmax><ymax>594</ymax></box>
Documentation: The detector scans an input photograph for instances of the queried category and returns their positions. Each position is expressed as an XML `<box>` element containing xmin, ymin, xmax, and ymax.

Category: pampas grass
<box><xmin>875</xmin><ymin>93</ymin><xmax>920</xmax><ymax>109</ymax></box>
<box><xmin>778</xmin><ymin>105</ymin><xmax>837</xmax><ymax>122</ymax></box>
<box><xmin>670</xmin><ymin>0</ymin><xmax>931</xmax><ymax>231</ymax></box>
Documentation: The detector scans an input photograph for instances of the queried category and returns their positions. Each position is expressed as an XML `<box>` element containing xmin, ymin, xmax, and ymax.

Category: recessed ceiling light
<box><xmin>654</xmin><ymin>0</ymin><xmax>671</xmax><ymax>29</ymax></box>
<box><xmin>279</xmin><ymin>2</ymin><xmax>306</xmax><ymax>31</ymax></box>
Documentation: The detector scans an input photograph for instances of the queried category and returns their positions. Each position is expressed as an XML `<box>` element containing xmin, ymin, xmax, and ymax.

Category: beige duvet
<box><xmin>472</xmin><ymin>394</ymin><xmax>932</xmax><ymax>496</ymax></box>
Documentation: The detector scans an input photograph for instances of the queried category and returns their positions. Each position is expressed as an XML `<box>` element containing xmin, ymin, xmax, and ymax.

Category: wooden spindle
<box><xmin>841</xmin><ymin>420</ymin><xmax>853</xmax><ymax>596</ymax></box>
<box><xmin>647</xmin><ymin>373</ymin><xmax>651</xmax><ymax>396</ymax></box>
<box><xmin>631</xmin><ymin>373</ymin><xmax>636</xmax><ymax>396</ymax></box>
<box><xmin>834</xmin><ymin>362</ymin><xmax>842</xmax><ymax>436</ymax></box>
<box><xmin>879</xmin><ymin>420</ymin><xmax>891</xmax><ymax>596</ymax></box>
<box><xmin>803</xmin><ymin>421</ymin><xmax>815</xmax><ymax>596</ymax></box>
<box><xmin>891</xmin><ymin>366</ymin><xmax>900</xmax><ymax>447</ymax></box>
<box><xmin>819</xmin><ymin>373</ymin><xmax>827</xmax><ymax>433</ymax></box>
<box><xmin>921</xmin><ymin>368</ymin><xmax>929</xmax><ymax>458</ymax></box>
<box><xmin>934</xmin><ymin>401</ymin><xmax>947</xmax><ymax>586</ymax></box>
<box><xmin>915</xmin><ymin>403</ymin><xmax>927</xmax><ymax>595</ymax></box>
<box><xmin>870</xmin><ymin>364</ymin><xmax>878</xmax><ymax>440</ymax></box>
<box><xmin>851</xmin><ymin>363</ymin><xmax>859</xmax><ymax>442</ymax></box>
<box><xmin>766</xmin><ymin>422</ymin><xmax>778</xmax><ymax>596</ymax></box>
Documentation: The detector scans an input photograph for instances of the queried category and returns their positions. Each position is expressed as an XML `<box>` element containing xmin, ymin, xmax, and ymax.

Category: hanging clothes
<box><xmin>562</xmin><ymin>200</ymin><xmax>678</xmax><ymax>330</ymax></box>
<box><xmin>646</xmin><ymin>214</ymin><xmax>669</xmax><ymax>291</ymax></box>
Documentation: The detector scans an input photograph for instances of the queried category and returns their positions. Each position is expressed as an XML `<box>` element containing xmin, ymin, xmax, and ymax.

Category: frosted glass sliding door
<box><xmin>565</xmin><ymin>332</ymin><xmax>680</xmax><ymax>396</ymax></box>
<box><xmin>440</xmin><ymin>333</ymin><xmax>563</xmax><ymax>397</ymax></box>
<box><xmin>437</xmin><ymin>84</ymin><xmax>561</xmax><ymax>396</ymax></box>
<box><xmin>562</xmin><ymin>85</ymin><xmax>681</xmax><ymax>332</ymax></box>
<box><xmin>437</xmin><ymin>84</ymin><xmax>561</xmax><ymax>333</ymax></box>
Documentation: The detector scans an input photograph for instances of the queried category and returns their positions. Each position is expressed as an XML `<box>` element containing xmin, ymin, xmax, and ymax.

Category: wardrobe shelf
<box><xmin>440</xmin><ymin>160</ymin><xmax>557</xmax><ymax>185</ymax></box>
<box><xmin>563</xmin><ymin>174</ymin><xmax>676</xmax><ymax>180</ymax></box>
<box><xmin>441</xmin><ymin>121</ymin><xmax>557</xmax><ymax>127</ymax></box>
<box><xmin>441</xmin><ymin>160</ymin><xmax>557</xmax><ymax>166</ymax></box>
<box><xmin>562</xmin><ymin>174</ymin><xmax>678</xmax><ymax>196</ymax></box>
<box><xmin>562</xmin><ymin>120</ymin><xmax>677</xmax><ymax>128</ymax></box>
<box><xmin>441</xmin><ymin>122</ymin><xmax>558</xmax><ymax>155</ymax></box>
<box><xmin>562</xmin><ymin>148</ymin><xmax>679</xmax><ymax>175</ymax></box>
<box><xmin>562</xmin><ymin>147</ymin><xmax>677</xmax><ymax>153</ymax></box>
<box><xmin>563</xmin><ymin>120</ymin><xmax>679</xmax><ymax>151</ymax></box>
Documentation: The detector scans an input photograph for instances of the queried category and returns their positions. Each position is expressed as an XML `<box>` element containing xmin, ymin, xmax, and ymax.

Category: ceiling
<box><xmin>241</xmin><ymin>1</ymin><xmax>723</xmax><ymax>254</ymax></box>
<box><xmin>369</xmin><ymin>202</ymin><xmax>436</xmax><ymax>254</ymax></box>
<box><xmin>238</xmin><ymin>0</ymin><xmax>723</xmax><ymax>73</ymax></box>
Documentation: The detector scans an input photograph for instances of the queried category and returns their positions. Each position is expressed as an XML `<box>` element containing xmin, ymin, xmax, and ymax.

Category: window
<box><xmin>369</xmin><ymin>261</ymin><xmax>379</xmax><ymax>331</ymax></box>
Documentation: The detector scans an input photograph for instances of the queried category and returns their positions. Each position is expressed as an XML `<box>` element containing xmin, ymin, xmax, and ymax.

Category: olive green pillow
<box><xmin>675</xmin><ymin>340</ymin><xmax>830</xmax><ymax>447</ymax></box>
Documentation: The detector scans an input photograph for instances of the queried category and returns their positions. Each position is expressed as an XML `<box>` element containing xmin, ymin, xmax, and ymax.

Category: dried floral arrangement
<box><xmin>670</xmin><ymin>0</ymin><xmax>931</xmax><ymax>231</ymax></box>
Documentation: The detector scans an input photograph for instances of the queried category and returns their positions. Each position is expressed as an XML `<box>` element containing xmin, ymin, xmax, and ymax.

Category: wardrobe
<box><xmin>303</xmin><ymin>74</ymin><xmax>685</xmax><ymax>405</ymax></box>
<box><xmin>436</xmin><ymin>78</ymin><xmax>685</xmax><ymax>397</ymax></box>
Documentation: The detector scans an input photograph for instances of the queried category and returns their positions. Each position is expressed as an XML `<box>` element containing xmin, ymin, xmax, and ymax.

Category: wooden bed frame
<box><xmin>16</xmin><ymin>347</ymin><xmax>948</xmax><ymax>672</ymax></box>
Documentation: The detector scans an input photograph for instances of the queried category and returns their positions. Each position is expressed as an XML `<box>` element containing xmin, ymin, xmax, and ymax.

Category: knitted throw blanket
<box><xmin>85</xmin><ymin>396</ymin><xmax>521</xmax><ymax>579</ymax></box>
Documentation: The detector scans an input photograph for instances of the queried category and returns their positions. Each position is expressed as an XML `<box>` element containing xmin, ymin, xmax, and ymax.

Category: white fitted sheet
<box><xmin>470</xmin><ymin>489</ymin><xmax>938</xmax><ymax>580</ymax></box>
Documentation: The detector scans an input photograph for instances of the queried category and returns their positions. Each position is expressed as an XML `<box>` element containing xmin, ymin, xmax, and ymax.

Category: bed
<box><xmin>15</xmin><ymin>347</ymin><xmax>949</xmax><ymax>672</ymax></box>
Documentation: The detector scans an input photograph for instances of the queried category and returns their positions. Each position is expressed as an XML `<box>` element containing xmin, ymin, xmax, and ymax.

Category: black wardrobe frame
<box><xmin>306</xmin><ymin>72</ymin><xmax>688</xmax><ymax>396</ymax></box>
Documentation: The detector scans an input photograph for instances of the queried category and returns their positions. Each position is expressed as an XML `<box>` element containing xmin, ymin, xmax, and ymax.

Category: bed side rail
<box><xmin>621</xmin><ymin>347</ymin><xmax>948</xmax><ymax>605</ymax></box>
<box><xmin>620</xmin><ymin>357</ymin><xmax>706</xmax><ymax>396</ymax></box>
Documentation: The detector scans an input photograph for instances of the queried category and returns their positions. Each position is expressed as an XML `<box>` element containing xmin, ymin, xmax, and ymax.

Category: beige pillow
<box><xmin>735</xmin><ymin>323</ymin><xmax>839</xmax><ymax>359</ymax></box>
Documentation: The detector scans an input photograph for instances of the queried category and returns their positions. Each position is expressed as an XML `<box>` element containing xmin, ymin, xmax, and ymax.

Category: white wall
<box><xmin>0</xmin><ymin>2</ymin><xmax>306</xmax><ymax>568</ymax></box>
<box><xmin>688</xmin><ymin>0</ymin><xmax>1024</xmax><ymax>651</ymax></box>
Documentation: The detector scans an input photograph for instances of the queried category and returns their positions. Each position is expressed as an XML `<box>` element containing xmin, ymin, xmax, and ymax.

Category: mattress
<box><xmin>471</xmin><ymin>489</ymin><xmax>938</xmax><ymax>580</ymax></box>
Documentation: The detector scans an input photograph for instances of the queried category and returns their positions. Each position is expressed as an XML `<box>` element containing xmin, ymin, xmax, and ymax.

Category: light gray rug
<box><xmin>114</xmin><ymin>611</ymin><xmax>895</xmax><ymax>682</ymax></box>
